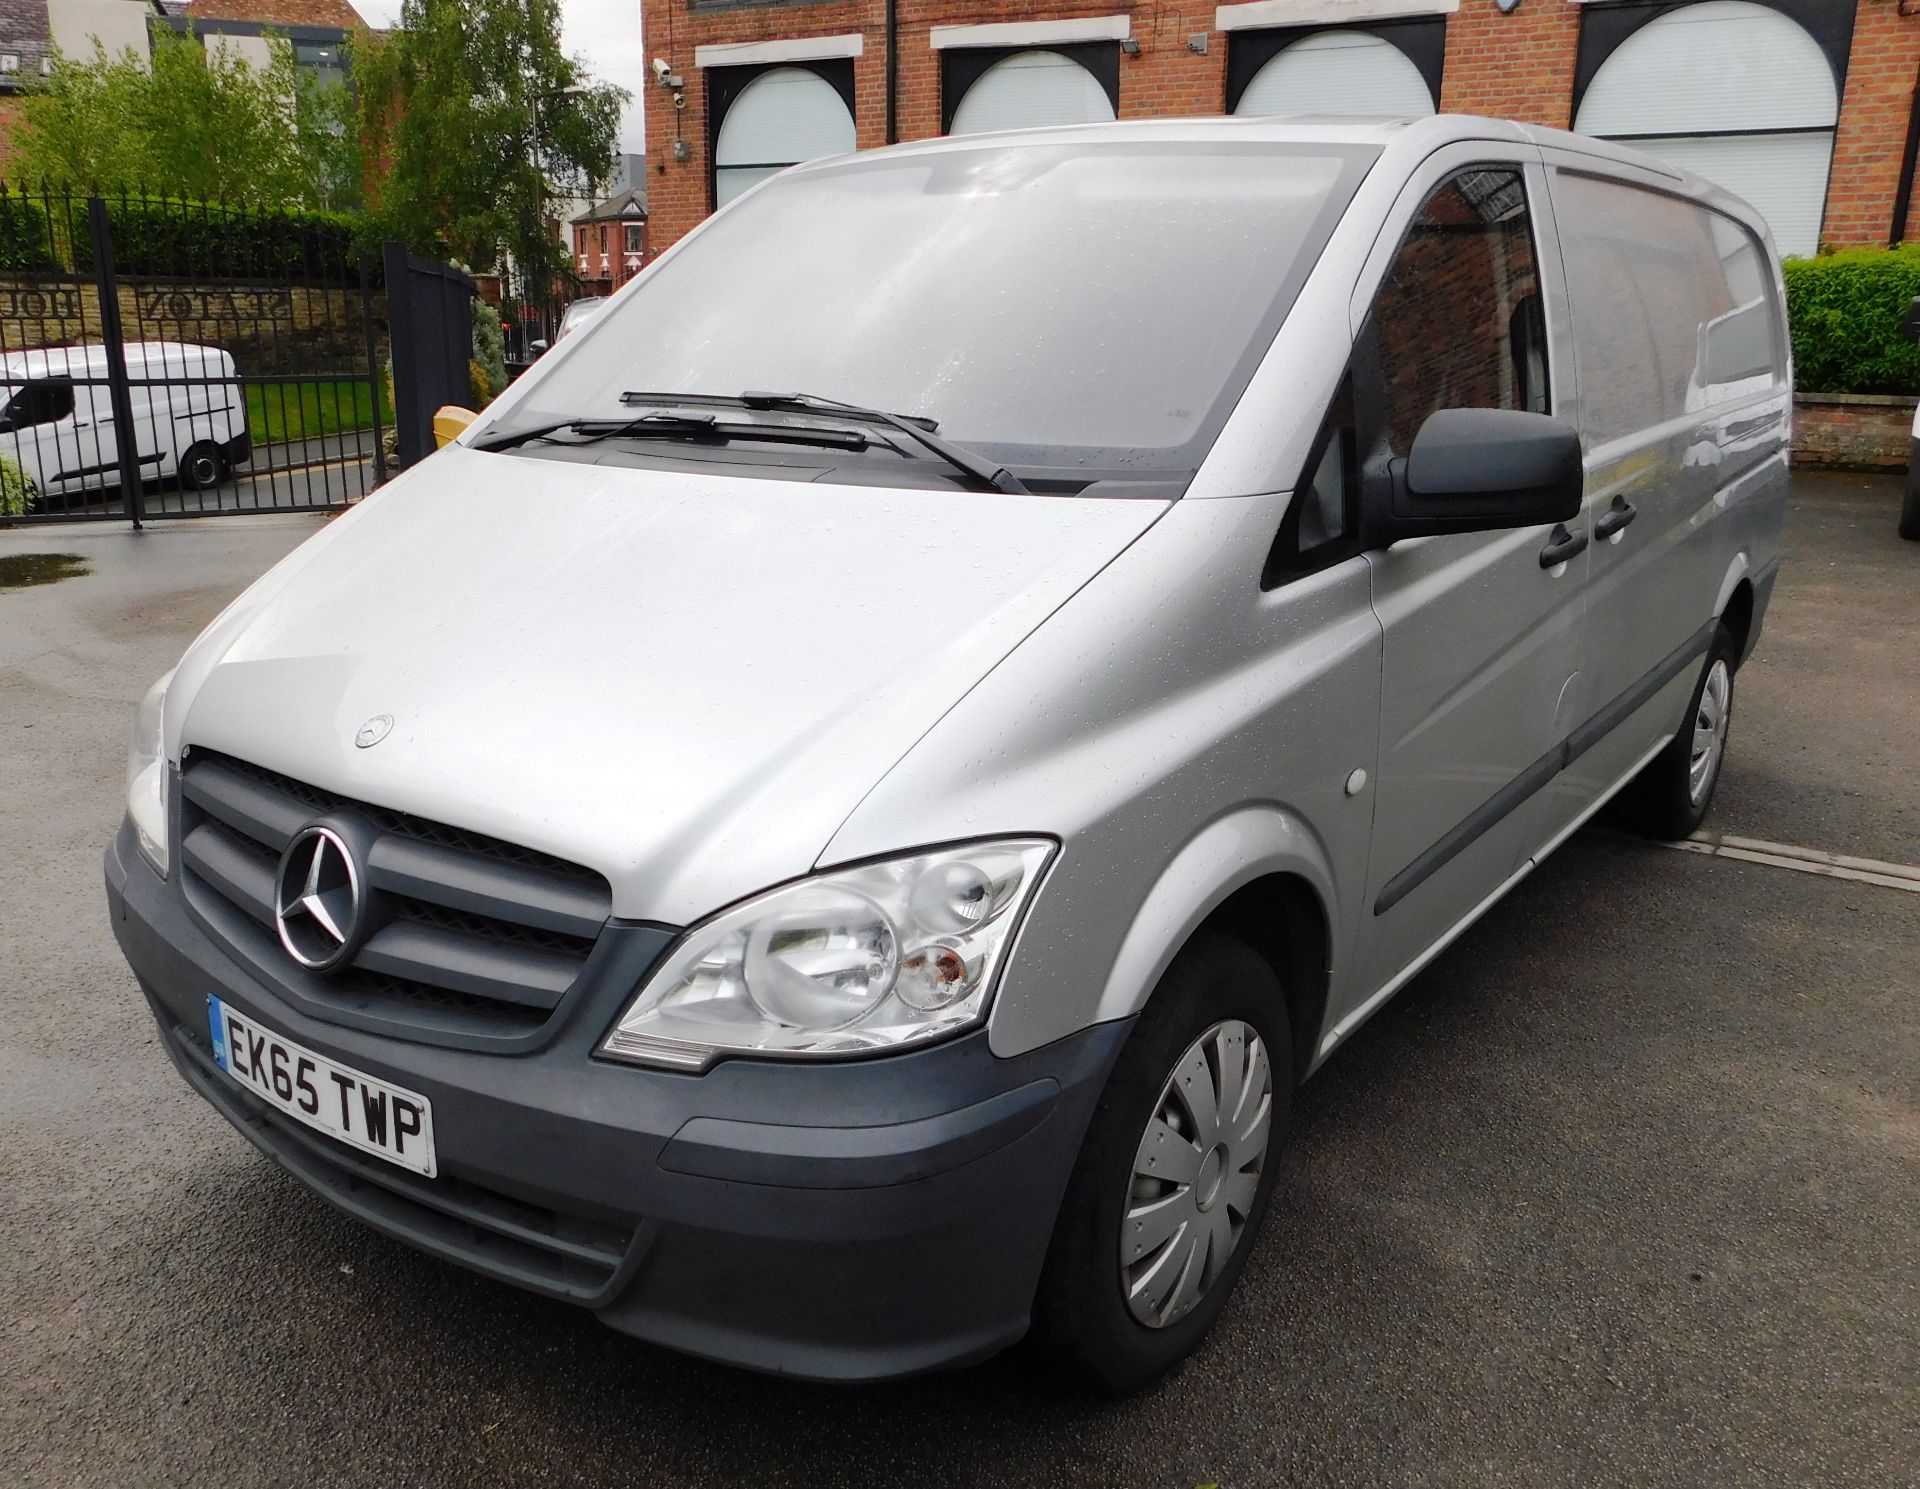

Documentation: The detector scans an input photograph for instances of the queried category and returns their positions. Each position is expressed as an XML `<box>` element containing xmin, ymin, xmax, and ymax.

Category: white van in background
<box><xmin>0</xmin><ymin>341</ymin><xmax>250</xmax><ymax>500</ymax></box>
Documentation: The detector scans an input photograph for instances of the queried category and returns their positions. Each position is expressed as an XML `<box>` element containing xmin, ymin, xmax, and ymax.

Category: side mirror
<box><xmin>1903</xmin><ymin>295</ymin><xmax>1920</xmax><ymax>343</ymax></box>
<box><xmin>1372</xmin><ymin>407</ymin><xmax>1583</xmax><ymax>545</ymax></box>
<box><xmin>529</xmin><ymin>338</ymin><xmax>550</xmax><ymax>356</ymax></box>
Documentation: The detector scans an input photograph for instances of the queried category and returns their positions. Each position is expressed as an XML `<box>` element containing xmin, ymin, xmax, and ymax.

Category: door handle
<box><xmin>1539</xmin><ymin>524</ymin><xmax>1588</xmax><ymax>569</ymax></box>
<box><xmin>1594</xmin><ymin>496</ymin><xmax>1637</xmax><ymax>540</ymax></box>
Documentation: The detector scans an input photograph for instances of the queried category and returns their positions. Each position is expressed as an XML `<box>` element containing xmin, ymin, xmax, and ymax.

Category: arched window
<box><xmin>1233</xmin><ymin>30</ymin><xmax>1435</xmax><ymax>119</ymax></box>
<box><xmin>947</xmin><ymin>49</ymin><xmax>1116</xmax><ymax>136</ymax></box>
<box><xmin>712</xmin><ymin>66</ymin><xmax>856</xmax><ymax>209</ymax></box>
<box><xmin>1574</xmin><ymin>1</ymin><xmax>1837</xmax><ymax>256</ymax></box>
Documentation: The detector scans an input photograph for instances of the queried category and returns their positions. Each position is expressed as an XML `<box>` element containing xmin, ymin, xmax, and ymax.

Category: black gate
<box><xmin>0</xmin><ymin>186</ymin><xmax>390</xmax><ymax>526</ymax></box>
<box><xmin>384</xmin><ymin>245</ymin><xmax>475</xmax><ymax>471</ymax></box>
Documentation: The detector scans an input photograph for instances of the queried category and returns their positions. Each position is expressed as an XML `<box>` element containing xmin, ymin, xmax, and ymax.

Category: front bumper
<box><xmin>105</xmin><ymin>822</ymin><xmax>1128</xmax><ymax>1381</ymax></box>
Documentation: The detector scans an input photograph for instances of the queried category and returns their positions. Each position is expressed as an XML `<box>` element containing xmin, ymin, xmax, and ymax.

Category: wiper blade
<box><xmin>472</xmin><ymin>411</ymin><xmax>869</xmax><ymax>454</ymax></box>
<box><xmin>737</xmin><ymin>390</ymin><xmax>1031</xmax><ymax>495</ymax></box>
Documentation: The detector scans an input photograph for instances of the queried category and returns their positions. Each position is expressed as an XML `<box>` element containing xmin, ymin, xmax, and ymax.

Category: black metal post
<box><xmin>86</xmin><ymin>197</ymin><xmax>145</xmax><ymax>528</ymax></box>
<box><xmin>1893</xmin><ymin>66</ymin><xmax>1920</xmax><ymax>246</ymax></box>
<box><xmin>384</xmin><ymin>241</ymin><xmax>424</xmax><ymax>469</ymax></box>
<box><xmin>886</xmin><ymin>0</ymin><xmax>899</xmax><ymax>145</ymax></box>
<box><xmin>360</xmin><ymin>251</ymin><xmax>389</xmax><ymax>486</ymax></box>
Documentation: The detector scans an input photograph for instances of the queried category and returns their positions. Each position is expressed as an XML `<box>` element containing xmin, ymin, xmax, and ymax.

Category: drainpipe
<box><xmin>886</xmin><ymin>0</ymin><xmax>899</xmax><ymax>144</ymax></box>
<box><xmin>1893</xmin><ymin>65</ymin><xmax>1920</xmax><ymax>245</ymax></box>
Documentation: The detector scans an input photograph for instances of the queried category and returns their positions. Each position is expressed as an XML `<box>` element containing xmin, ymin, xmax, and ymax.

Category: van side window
<box><xmin>0</xmin><ymin>378</ymin><xmax>74</xmax><ymax>432</ymax></box>
<box><xmin>1552</xmin><ymin>172</ymin><xmax>1782</xmax><ymax>445</ymax></box>
<box><xmin>1370</xmin><ymin>167</ymin><xmax>1546</xmax><ymax>456</ymax></box>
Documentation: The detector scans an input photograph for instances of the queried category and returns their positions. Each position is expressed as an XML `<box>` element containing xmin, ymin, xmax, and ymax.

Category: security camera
<box><xmin>651</xmin><ymin>58</ymin><xmax>671</xmax><ymax>81</ymax></box>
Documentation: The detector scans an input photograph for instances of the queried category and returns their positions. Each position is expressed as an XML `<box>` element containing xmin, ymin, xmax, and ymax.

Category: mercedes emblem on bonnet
<box><xmin>274</xmin><ymin>825</ymin><xmax>366</xmax><ymax>972</ymax></box>
<box><xmin>355</xmin><ymin>714</ymin><xmax>394</xmax><ymax>748</ymax></box>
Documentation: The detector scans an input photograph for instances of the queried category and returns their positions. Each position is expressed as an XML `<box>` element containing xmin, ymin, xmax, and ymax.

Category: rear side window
<box><xmin>1552</xmin><ymin>172</ymin><xmax>1782</xmax><ymax>446</ymax></box>
<box><xmin>1369</xmin><ymin>167</ymin><xmax>1548</xmax><ymax>456</ymax></box>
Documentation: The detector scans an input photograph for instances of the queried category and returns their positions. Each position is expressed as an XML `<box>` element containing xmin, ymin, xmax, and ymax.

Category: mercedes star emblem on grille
<box><xmin>355</xmin><ymin>714</ymin><xmax>394</xmax><ymax>748</ymax></box>
<box><xmin>275</xmin><ymin>825</ymin><xmax>364</xmax><ymax>972</ymax></box>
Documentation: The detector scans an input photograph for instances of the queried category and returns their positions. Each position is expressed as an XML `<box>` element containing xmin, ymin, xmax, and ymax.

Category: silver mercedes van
<box><xmin>105</xmin><ymin>115</ymin><xmax>1788</xmax><ymax>1392</ymax></box>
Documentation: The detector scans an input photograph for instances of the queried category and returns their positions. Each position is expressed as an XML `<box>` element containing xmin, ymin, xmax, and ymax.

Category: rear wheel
<box><xmin>1620</xmin><ymin>621</ymin><xmax>1738</xmax><ymax>840</ymax></box>
<box><xmin>1036</xmin><ymin>930</ymin><xmax>1292</xmax><ymax>1394</ymax></box>
<box><xmin>180</xmin><ymin>441</ymin><xmax>223</xmax><ymax>492</ymax></box>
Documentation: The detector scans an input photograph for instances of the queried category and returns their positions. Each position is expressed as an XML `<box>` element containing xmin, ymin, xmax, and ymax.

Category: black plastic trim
<box><xmin>1375</xmin><ymin>619</ymin><xmax>1716</xmax><ymax>915</ymax></box>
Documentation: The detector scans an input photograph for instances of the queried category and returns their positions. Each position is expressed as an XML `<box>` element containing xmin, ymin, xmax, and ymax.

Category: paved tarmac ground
<box><xmin>0</xmin><ymin>475</ymin><xmax>1914</xmax><ymax>1488</ymax></box>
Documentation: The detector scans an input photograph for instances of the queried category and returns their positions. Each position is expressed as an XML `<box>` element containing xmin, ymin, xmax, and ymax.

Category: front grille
<box><xmin>178</xmin><ymin>750</ymin><xmax>613</xmax><ymax>1045</ymax></box>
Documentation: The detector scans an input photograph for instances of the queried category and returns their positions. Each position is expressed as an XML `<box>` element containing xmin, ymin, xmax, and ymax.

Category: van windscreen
<box><xmin>493</xmin><ymin>141</ymin><xmax>1377</xmax><ymax>483</ymax></box>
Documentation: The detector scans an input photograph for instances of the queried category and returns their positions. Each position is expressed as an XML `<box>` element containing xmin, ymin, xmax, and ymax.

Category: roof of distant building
<box><xmin>183</xmin><ymin>0</ymin><xmax>366</xmax><ymax>27</ymax></box>
<box><xmin>572</xmin><ymin>185</ymin><xmax>648</xmax><ymax>224</ymax></box>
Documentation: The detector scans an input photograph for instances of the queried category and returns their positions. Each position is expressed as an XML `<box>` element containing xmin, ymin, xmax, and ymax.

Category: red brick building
<box><xmin>570</xmin><ymin>185</ymin><xmax>650</xmax><ymax>294</ymax></box>
<box><xmin>637</xmin><ymin>0</ymin><xmax>1920</xmax><ymax>260</ymax></box>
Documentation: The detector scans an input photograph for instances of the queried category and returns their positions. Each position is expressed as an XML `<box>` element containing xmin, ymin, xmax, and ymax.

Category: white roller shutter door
<box><xmin>713</xmin><ymin>67</ymin><xmax>856</xmax><ymax>208</ymax></box>
<box><xmin>1234</xmin><ymin>30</ymin><xmax>1435</xmax><ymax>120</ymax></box>
<box><xmin>948</xmin><ymin>50</ymin><xmax>1115</xmax><ymax>136</ymax></box>
<box><xmin>1574</xmin><ymin>1</ymin><xmax>1837</xmax><ymax>257</ymax></box>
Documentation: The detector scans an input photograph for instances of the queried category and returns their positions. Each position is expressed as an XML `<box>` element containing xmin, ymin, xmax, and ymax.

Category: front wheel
<box><xmin>1620</xmin><ymin>621</ymin><xmax>1738</xmax><ymax>841</ymax></box>
<box><xmin>179</xmin><ymin>441</ymin><xmax>224</xmax><ymax>492</ymax></box>
<box><xmin>1035</xmin><ymin>930</ymin><xmax>1292</xmax><ymax>1394</ymax></box>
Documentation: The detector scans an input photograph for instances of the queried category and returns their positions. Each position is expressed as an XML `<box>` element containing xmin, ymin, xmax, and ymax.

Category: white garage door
<box><xmin>948</xmin><ymin>50</ymin><xmax>1115</xmax><ymax>136</ymax></box>
<box><xmin>1574</xmin><ymin>0</ymin><xmax>1837</xmax><ymax>257</ymax></box>
<box><xmin>1234</xmin><ymin>30</ymin><xmax>1435</xmax><ymax>120</ymax></box>
<box><xmin>713</xmin><ymin>67</ymin><xmax>856</xmax><ymax>209</ymax></box>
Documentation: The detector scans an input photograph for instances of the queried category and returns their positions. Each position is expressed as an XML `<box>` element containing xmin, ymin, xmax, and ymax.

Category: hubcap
<box><xmin>1121</xmin><ymin>1019</ymin><xmax>1273</xmax><ymax>1330</ymax></box>
<box><xmin>1688</xmin><ymin>658</ymin><xmax>1732</xmax><ymax>806</ymax></box>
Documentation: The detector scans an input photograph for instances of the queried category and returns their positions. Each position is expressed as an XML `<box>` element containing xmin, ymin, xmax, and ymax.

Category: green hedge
<box><xmin>1783</xmin><ymin>245</ymin><xmax>1920</xmax><ymax>396</ymax></box>
<box><xmin>72</xmin><ymin>198</ymin><xmax>374</xmax><ymax>283</ymax></box>
<box><xmin>0</xmin><ymin>191</ymin><xmax>59</xmax><ymax>274</ymax></box>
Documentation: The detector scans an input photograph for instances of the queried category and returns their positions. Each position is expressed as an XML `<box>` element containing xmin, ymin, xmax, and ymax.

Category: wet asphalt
<box><xmin>1</xmin><ymin>474</ymin><xmax>1915</xmax><ymax>1488</ymax></box>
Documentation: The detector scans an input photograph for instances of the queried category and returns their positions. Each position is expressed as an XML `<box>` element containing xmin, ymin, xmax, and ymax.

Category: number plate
<box><xmin>209</xmin><ymin>996</ymin><xmax>437</xmax><ymax>1177</ymax></box>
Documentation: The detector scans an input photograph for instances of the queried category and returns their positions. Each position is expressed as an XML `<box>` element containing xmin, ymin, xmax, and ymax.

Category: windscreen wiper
<box><xmin>736</xmin><ymin>391</ymin><xmax>1031</xmax><ymax>495</ymax></box>
<box><xmin>471</xmin><ymin>411</ymin><xmax>869</xmax><ymax>453</ymax></box>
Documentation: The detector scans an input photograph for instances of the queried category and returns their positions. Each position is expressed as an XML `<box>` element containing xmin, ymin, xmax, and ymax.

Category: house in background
<box><xmin>0</xmin><ymin>0</ymin><xmax>366</xmax><ymax>166</ymax></box>
<box><xmin>570</xmin><ymin>164</ymin><xmax>648</xmax><ymax>296</ymax></box>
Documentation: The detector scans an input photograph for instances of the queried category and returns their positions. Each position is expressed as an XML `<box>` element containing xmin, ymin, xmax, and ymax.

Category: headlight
<box><xmin>600</xmin><ymin>838</ymin><xmax>1055</xmax><ymax>1070</ymax></box>
<box><xmin>125</xmin><ymin>669</ymin><xmax>173</xmax><ymax>876</ymax></box>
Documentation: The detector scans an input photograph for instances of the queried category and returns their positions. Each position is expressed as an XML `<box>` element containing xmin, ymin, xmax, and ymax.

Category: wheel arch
<box><xmin>1087</xmin><ymin>807</ymin><xmax>1338</xmax><ymax>1084</ymax></box>
<box><xmin>1713</xmin><ymin>554</ymin><xmax>1757</xmax><ymax>666</ymax></box>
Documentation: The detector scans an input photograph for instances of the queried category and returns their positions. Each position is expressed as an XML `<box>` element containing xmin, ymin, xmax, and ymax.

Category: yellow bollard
<box><xmin>433</xmin><ymin>405</ymin><xmax>478</xmax><ymax>449</ymax></box>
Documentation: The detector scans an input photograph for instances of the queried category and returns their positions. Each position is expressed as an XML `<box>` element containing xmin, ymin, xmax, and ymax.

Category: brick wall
<box><xmin>1792</xmin><ymin>392</ymin><xmax>1915</xmax><ymax>469</ymax></box>
<box><xmin>641</xmin><ymin>0</ymin><xmax>1920</xmax><ymax>256</ymax></box>
<box><xmin>1828</xmin><ymin>1</ymin><xmax>1920</xmax><ymax>248</ymax></box>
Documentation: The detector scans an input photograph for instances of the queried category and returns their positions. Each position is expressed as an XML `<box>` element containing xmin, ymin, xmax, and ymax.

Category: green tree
<box><xmin>356</xmin><ymin>0</ymin><xmax>626</xmax><ymax>285</ymax></box>
<box><xmin>13</xmin><ymin>26</ymin><xmax>362</xmax><ymax>210</ymax></box>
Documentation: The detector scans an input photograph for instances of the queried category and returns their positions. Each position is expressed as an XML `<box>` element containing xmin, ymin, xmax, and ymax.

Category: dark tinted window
<box><xmin>0</xmin><ymin>378</ymin><xmax>73</xmax><ymax>431</ymax></box>
<box><xmin>1370</xmin><ymin>168</ymin><xmax>1546</xmax><ymax>455</ymax></box>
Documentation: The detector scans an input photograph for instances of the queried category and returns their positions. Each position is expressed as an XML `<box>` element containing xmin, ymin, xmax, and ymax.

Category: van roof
<box><xmin>789</xmin><ymin>113</ymin><xmax>1771</xmax><ymax>248</ymax></box>
<box><xmin>0</xmin><ymin>341</ymin><xmax>233</xmax><ymax>381</ymax></box>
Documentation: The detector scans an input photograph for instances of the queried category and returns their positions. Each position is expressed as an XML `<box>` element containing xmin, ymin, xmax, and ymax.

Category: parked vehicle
<box><xmin>106</xmin><ymin>116</ymin><xmax>1789</xmax><ymax>1393</ymax></box>
<box><xmin>558</xmin><ymin>297</ymin><xmax>608</xmax><ymax>337</ymax></box>
<box><xmin>0</xmin><ymin>342</ymin><xmax>249</xmax><ymax>500</ymax></box>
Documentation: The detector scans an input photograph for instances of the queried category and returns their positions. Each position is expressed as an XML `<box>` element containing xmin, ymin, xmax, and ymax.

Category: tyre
<box><xmin>180</xmin><ymin>441</ymin><xmax>223</xmax><ymax>492</ymax></box>
<box><xmin>1035</xmin><ymin>930</ymin><xmax>1292</xmax><ymax>1394</ymax></box>
<box><xmin>1619</xmin><ymin>620</ymin><xmax>1738</xmax><ymax>840</ymax></box>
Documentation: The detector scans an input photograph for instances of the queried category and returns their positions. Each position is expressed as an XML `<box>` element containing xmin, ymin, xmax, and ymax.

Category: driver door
<box><xmin>1336</xmin><ymin>150</ymin><xmax>1589</xmax><ymax>1030</ymax></box>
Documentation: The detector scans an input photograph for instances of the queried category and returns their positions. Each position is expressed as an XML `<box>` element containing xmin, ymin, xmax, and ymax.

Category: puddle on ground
<box><xmin>0</xmin><ymin>553</ymin><xmax>90</xmax><ymax>591</ymax></box>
